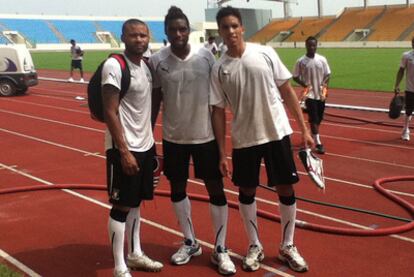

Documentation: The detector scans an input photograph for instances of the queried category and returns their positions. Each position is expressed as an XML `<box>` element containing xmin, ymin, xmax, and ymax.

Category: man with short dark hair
<box><xmin>211</xmin><ymin>6</ymin><xmax>313</xmax><ymax>273</ymax></box>
<box><xmin>293</xmin><ymin>36</ymin><xmax>331</xmax><ymax>154</ymax></box>
<box><xmin>68</xmin><ymin>39</ymin><xmax>84</xmax><ymax>82</ymax></box>
<box><xmin>102</xmin><ymin>19</ymin><xmax>163</xmax><ymax>277</ymax></box>
<box><xmin>394</xmin><ymin>37</ymin><xmax>414</xmax><ymax>141</ymax></box>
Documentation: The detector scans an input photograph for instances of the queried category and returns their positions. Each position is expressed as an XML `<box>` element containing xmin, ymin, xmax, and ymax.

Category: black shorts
<box><xmin>305</xmin><ymin>98</ymin><xmax>325</xmax><ymax>125</ymax></box>
<box><xmin>232</xmin><ymin>136</ymin><xmax>299</xmax><ymax>188</ymax></box>
<box><xmin>163</xmin><ymin>139</ymin><xmax>222</xmax><ymax>182</ymax></box>
<box><xmin>405</xmin><ymin>91</ymin><xmax>414</xmax><ymax>115</ymax></box>
<box><xmin>106</xmin><ymin>146</ymin><xmax>155</xmax><ymax>207</ymax></box>
<box><xmin>71</xmin><ymin>60</ymin><xmax>82</xmax><ymax>70</ymax></box>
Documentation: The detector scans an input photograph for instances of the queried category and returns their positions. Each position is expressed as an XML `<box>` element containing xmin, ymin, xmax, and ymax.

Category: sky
<box><xmin>0</xmin><ymin>0</ymin><xmax>409</xmax><ymax>23</ymax></box>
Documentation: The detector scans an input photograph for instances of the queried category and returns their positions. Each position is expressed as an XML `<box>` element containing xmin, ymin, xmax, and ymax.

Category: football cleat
<box><xmin>153</xmin><ymin>155</ymin><xmax>164</xmax><ymax>187</ymax></box>
<box><xmin>298</xmin><ymin>148</ymin><xmax>325</xmax><ymax>190</ymax></box>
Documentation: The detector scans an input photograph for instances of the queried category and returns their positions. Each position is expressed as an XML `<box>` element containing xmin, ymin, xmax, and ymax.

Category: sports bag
<box><xmin>87</xmin><ymin>53</ymin><xmax>131</xmax><ymax>122</ymax></box>
<box><xmin>388</xmin><ymin>94</ymin><xmax>404</xmax><ymax>119</ymax></box>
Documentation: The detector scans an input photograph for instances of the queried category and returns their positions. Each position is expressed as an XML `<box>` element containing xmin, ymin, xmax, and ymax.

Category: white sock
<box><xmin>173</xmin><ymin>197</ymin><xmax>196</xmax><ymax>242</ymax></box>
<box><xmin>126</xmin><ymin>207</ymin><xmax>142</xmax><ymax>256</ymax></box>
<box><xmin>313</xmin><ymin>134</ymin><xmax>321</xmax><ymax>145</ymax></box>
<box><xmin>404</xmin><ymin>115</ymin><xmax>412</xmax><ymax>130</ymax></box>
<box><xmin>209</xmin><ymin>204</ymin><xmax>228</xmax><ymax>250</ymax></box>
<box><xmin>108</xmin><ymin>217</ymin><xmax>128</xmax><ymax>272</ymax></box>
<box><xmin>279</xmin><ymin>202</ymin><xmax>296</xmax><ymax>248</ymax></box>
<box><xmin>239</xmin><ymin>201</ymin><xmax>261</xmax><ymax>247</ymax></box>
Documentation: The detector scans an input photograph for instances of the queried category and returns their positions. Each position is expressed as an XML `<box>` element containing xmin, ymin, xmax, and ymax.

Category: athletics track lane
<box><xmin>0</xmin><ymin>77</ymin><xmax>413</xmax><ymax>276</ymax></box>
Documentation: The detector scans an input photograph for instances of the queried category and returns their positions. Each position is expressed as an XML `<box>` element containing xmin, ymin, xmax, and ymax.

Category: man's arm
<box><xmin>394</xmin><ymin>67</ymin><xmax>405</xmax><ymax>94</ymax></box>
<box><xmin>211</xmin><ymin>106</ymin><xmax>229</xmax><ymax>177</ymax></box>
<box><xmin>102</xmin><ymin>84</ymin><xmax>139</xmax><ymax>176</ymax></box>
<box><xmin>279</xmin><ymin>80</ymin><xmax>314</xmax><ymax>148</ymax></box>
<box><xmin>151</xmin><ymin>87</ymin><xmax>162</xmax><ymax>129</ymax></box>
<box><xmin>292</xmin><ymin>76</ymin><xmax>307</xmax><ymax>88</ymax></box>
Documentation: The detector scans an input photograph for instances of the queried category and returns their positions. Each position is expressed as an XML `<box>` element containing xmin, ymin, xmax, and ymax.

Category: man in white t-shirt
<box><xmin>394</xmin><ymin>37</ymin><xmax>414</xmax><ymax>141</ymax></box>
<box><xmin>150</xmin><ymin>6</ymin><xmax>235</xmax><ymax>275</ymax></box>
<box><xmin>102</xmin><ymin>19</ymin><xmax>163</xmax><ymax>277</ymax></box>
<box><xmin>210</xmin><ymin>7</ymin><xmax>313</xmax><ymax>273</ymax></box>
<box><xmin>68</xmin><ymin>39</ymin><xmax>84</xmax><ymax>82</ymax></box>
<box><xmin>204</xmin><ymin>36</ymin><xmax>218</xmax><ymax>55</ymax></box>
<box><xmin>293</xmin><ymin>36</ymin><xmax>331</xmax><ymax>154</ymax></box>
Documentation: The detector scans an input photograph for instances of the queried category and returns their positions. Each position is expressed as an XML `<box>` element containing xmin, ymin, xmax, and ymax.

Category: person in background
<box><xmin>292</xmin><ymin>36</ymin><xmax>331</xmax><ymax>154</ymax></box>
<box><xmin>394</xmin><ymin>36</ymin><xmax>414</xmax><ymax>141</ymax></box>
<box><xmin>210</xmin><ymin>6</ymin><xmax>313</xmax><ymax>273</ymax></box>
<box><xmin>102</xmin><ymin>19</ymin><xmax>163</xmax><ymax>277</ymax></box>
<box><xmin>68</xmin><ymin>39</ymin><xmax>84</xmax><ymax>82</ymax></box>
<box><xmin>204</xmin><ymin>36</ymin><xmax>218</xmax><ymax>55</ymax></box>
<box><xmin>150</xmin><ymin>6</ymin><xmax>236</xmax><ymax>275</ymax></box>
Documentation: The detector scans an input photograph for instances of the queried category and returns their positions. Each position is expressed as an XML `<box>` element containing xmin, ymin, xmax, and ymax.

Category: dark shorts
<box><xmin>405</xmin><ymin>91</ymin><xmax>414</xmax><ymax>115</ymax></box>
<box><xmin>71</xmin><ymin>60</ymin><xmax>82</xmax><ymax>70</ymax></box>
<box><xmin>232</xmin><ymin>136</ymin><xmax>299</xmax><ymax>188</ymax></box>
<box><xmin>163</xmin><ymin>139</ymin><xmax>222</xmax><ymax>182</ymax></box>
<box><xmin>106</xmin><ymin>146</ymin><xmax>155</xmax><ymax>207</ymax></box>
<box><xmin>305</xmin><ymin>98</ymin><xmax>325</xmax><ymax>124</ymax></box>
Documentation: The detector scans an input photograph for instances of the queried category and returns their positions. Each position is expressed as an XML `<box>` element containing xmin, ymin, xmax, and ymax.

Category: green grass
<box><xmin>32</xmin><ymin>50</ymin><xmax>118</xmax><ymax>72</ymax></box>
<box><xmin>0</xmin><ymin>263</ymin><xmax>23</xmax><ymax>277</ymax></box>
<box><xmin>31</xmin><ymin>48</ymin><xmax>410</xmax><ymax>92</ymax></box>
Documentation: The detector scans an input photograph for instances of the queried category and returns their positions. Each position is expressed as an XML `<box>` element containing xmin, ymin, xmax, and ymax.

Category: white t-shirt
<box><xmin>150</xmin><ymin>44</ymin><xmax>216</xmax><ymax>144</ymax></box>
<box><xmin>210</xmin><ymin>43</ymin><xmax>293</xmax><ymax>149</ymax></box>
<box><xmin>293</xmin><ymin>53</ymin><xmax>331</xmax><ymax>100</ymax></box>
<box><xmin>400</xmin><ymin>50</ymin><xmax>414</xmax><ymax>92</ymax></box>
<box><xmin>70</xmin><ymin>45</ymin><xmax>83</xmax><ymax>60</ymax></box>
<box><xmin>205</xmin><ymin>41</ymin><xmax>218</xmax><ymax>54</ymax></box>
<box><xmin>102</xmin><ymin>55</ymin><xmax>154</xmax><ymax>152</ymax></box>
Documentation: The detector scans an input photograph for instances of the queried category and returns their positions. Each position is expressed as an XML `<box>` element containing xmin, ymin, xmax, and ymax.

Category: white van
<box><xmin>0</xmin><ymin>44</ymin><xmax>38</xmax><ymax>96</ymax></box>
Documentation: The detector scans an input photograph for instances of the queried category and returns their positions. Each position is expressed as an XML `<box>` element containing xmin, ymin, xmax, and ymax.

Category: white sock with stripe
<box><xmin>404</xmin><ymin>115</ymin><xmax>412</xmax><ymax>130</ymax></box>
<box><xmin>279</xmin><ymin>202</ymin><xmax>296</xmax><ymax>248</ymax></box>
<box><xmin>239</xmin><ymin>201</ymin><xmax>261</xmax><ymax>247</ymax></box>
<box><xmin>209</xmin><ymin>203</ymin><xmax>228</xmax><ymax>250</ymax></box>
<box><xmin>313</xmin><ymin>134</ymin><xmax>321</xmax><ymax>145</ymax></box>
<box><xmin>173</xmin><ymin>196</ymin><xmax>196</xmax><ymax>243</ymax></box>
<box><xmin>108</xmin><ymin>217</ymin><xmax>128</xmax><ymax>272</ymax></box>
<box><xmin>126</xmin><ymin>207</ymin><xmax>142</xmax><ymax>256</ymax></box>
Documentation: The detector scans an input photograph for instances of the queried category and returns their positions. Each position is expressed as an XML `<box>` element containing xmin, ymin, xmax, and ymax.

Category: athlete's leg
<box><xmin>109</xmin><ymin>205</ymin><xmax>131</xmax><ymax>273</ymax></box>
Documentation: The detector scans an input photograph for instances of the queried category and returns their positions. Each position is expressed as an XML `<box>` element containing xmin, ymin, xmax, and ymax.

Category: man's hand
<box><xmin>219</xmin><ymin>156</ymin><xmax>231</xmax><ymax>178</ymax></box>
<box><xmin>394</xmin><ymin>87</ymin><xmax>400</xmax><ymax>95</ymax></box>
<box><xmin>120</xmin><ymin>151</ymin><xmax>140</xmax><ymax>176</ymax></box>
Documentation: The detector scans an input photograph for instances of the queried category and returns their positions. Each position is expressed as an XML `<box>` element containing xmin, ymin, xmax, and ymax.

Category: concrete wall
<box><xmin>268</xmin><ymin>40</ymin><xmax>412</xmax><ymax>48</ymax></box>
<box><xmin>205</xmin><ymin>8</ymin><xmax>272</xmax><ymax>40</ymax></box>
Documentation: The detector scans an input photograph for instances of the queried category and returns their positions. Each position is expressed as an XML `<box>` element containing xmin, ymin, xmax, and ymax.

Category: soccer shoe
<box><xmin>68</xmin><ymin>77</ymin><xmax>74</xmax><ymax>82</ymax></box>
<box><xmin>153</xmin><ymin>155</ymin><xmax>164</xmax><ymax>187</ymax></box>
<box><xmin>211</xmin><ymin>247</ymin><xmax>236</xmax><ymax>275</ymax></box>
<box><xmin>298</xmin><ymin>148</ymin><xmax>325</xmax><ymax>190</ymax></box>
<box><xmin>242</xmin><ymin>244</ymin><xmax>264</xmax><ymax>272</ymax></box>
<box><xmin>171</xmin><ymin>239</ymin><xmax>202</xmax><ymax>265</ymax></box>
<box><xmin>113</xmin><ymin>269</ymin><xmax>132</xmax><ymax>277</ymax></box>
<box><xmin>278</xmin><ymin>244</ymin><xmax>309</xmax><ymax>272</ymax></box>
<box><xmin>315</xmin><ymin>144</ymin><xmax>325</xmax><ymax>154</ymax></box>
<box><xmin>126</xmin><ymin>253</ymin><xmax>163</xmax><ymax>272</ymax></box>
<box><xmin>401</xmin><ymin>129</ymin><xmax>410</xmax><ymax>141</ymax></box>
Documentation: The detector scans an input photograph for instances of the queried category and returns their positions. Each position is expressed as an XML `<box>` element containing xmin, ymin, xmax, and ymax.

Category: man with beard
<box><xmin>102</xmin><ymin>19</ymin><xmax>163</xmax><ymax>277</ymax></box>
<box><xmin>150</xmin><ymin>6</ymin><xmax>236</xmax><ymax>275</ymax></box>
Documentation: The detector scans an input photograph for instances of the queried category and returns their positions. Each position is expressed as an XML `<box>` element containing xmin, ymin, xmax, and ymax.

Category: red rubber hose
<box><xmin>1</xmin><ymin>176</ymin><xmax>413</xmax><ymax>236</ymax></box>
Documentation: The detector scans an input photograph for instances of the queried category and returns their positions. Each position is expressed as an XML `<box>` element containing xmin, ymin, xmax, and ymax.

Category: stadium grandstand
<box><xmin>0</xmin><ymin>1</ymin><xmax>413</xmax><ymax>50</ymax></box>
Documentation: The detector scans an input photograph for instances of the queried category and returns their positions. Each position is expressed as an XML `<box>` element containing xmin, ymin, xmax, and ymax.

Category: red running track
<box><xmin>0</xmin><ymin>72</ymin><xmax>413</xmax><ymax>276</ymax></box>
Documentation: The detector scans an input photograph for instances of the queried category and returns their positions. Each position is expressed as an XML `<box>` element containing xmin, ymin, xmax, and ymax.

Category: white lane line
<box><xmin>1</xmin><ymin>127</ymin><xmax>412</xmax><ymax>199</ymax></box>
<box><xmin>0</xmin><ymin>163</ymin><xmax>292</xmax><ymax>277</ymax></box>
<box><xmin>1</xmin><ymin>128</ymin><xmax>414</xmax><ymax>244</ymax></box>
<box><xmin>0</xmin><ymin>249</ymin><xmax>41</xmax><ymax>277</ymax></box>
<box><xmin>1</xmin><ymin>108</ymin><xmax>413</xmax><ymax>169</ymax></box>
